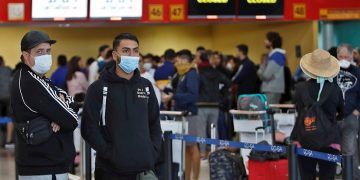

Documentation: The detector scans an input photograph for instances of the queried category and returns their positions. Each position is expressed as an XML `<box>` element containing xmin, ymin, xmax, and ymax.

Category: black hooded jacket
<box><xmin>81</xmin><ymin>61</ymin><xmax>162</xmax><ymax>174</ymax></box>
<box><xmin>10</xmin><ymin>64</ymin><xmax>78</xmax><ymax>175</ymax></box>
<box><xmin>198</xmin><ymin>65</ymin><xmax>231</xmax><ymax>107</ymax></box>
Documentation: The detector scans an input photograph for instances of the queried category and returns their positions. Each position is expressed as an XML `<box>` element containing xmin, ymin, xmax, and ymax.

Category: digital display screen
<box><xmin>238</xmin><ymin>0</ymin><xmax>284</xmax><ymax>18</ymax></box>
<box><xmin>90</xmin><ymin>0</ymin><xmax>143</xmax><ymax>19</ymax></box>
<box><xmin>32</xmin><ymin>0</ymin><xmax>88</xmax><ymax>20</ymax></box>
<box><xmin>188</xmin><ymin>0</ymin><xmax>236</xmax><ymax>18</ymax></box>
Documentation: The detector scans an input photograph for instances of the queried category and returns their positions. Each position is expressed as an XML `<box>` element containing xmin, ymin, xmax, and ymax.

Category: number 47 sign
<box><xmin>170</xmin><ymin>4</ymin><xmax>184</xmax><ymax>21</ymax></box>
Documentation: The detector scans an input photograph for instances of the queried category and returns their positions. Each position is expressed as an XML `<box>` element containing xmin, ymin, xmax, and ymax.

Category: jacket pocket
<box><xmin>26</xmin><ymin>135</ymin><xmax>65</xmax><ymax>165</ymax></box>
<box><xmin>110</xmin><ymin>137</ymin><xmax>155</xmax><ymax>171</ymax></box>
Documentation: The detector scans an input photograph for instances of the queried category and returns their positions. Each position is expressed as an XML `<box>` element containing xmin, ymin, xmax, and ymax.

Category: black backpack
<box><xmin>297</xmin><ymin>82</ymin><xmax>337</xmax><ymax>150</ymax></box>
<box><xmin>209</xmin><ymin>149</ymin><xmax>248</xmax><ymax>180</ymax></box>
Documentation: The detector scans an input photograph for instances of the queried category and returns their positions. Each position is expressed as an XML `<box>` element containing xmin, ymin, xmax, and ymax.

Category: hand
<box><xmin>59</xmin><ymin>93</ymin><xmax>65</xmax><ymax>102</ymax></box>
<box><xmin>162</xmin><ymin>93</ymin><xmax>173</xmax><ymax>103</ymax></box>
<box><xmin>353</xmin><ymin>110</ymin><xmax>360</xmax><ymax>116</ymax></box>
<box><xmin>51</xmin><ymin>122</ymin><xmax>60</xmax><ymax>133</ymax></box>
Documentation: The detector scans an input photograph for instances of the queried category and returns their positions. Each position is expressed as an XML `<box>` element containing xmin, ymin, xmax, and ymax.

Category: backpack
<box><xmin>209</xmin><ymin>149</ymin><xmax>248</xmax><ymax>180</ymax></box>
<box><xmin>237</xmin><ymin>94</ymin><xmax>269</xmax><ymax>127</ymax></box>
<box><xmin>248</xmin><ymin>140</ymin><xmax>287</xmax><ymax>161</ymax></box>
<box><xmin>297</xmin><ymin>82</ymin><xmax>337</xmax><ymax>150</ymax></box>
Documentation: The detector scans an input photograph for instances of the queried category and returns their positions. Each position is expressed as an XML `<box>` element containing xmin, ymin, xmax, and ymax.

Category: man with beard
<box><xmin>257</xmin><ymin>32</ymin><xmax>286</xmax><ymax>104</ymax></box>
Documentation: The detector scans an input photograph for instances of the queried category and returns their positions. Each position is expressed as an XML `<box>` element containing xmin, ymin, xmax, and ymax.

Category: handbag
<box><xmin>17</xmin><ymin>116</ymin><xmax>53</xmax><ymax>145</ymax></box>
<box><xmin>137</xmin><ymin>170</ymin><xmax>158</xmax><ymax>180</ymax></box>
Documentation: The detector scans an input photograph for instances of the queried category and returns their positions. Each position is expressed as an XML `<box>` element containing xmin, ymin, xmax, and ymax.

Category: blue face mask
<box><xmin>118</xmin><ymin>56</ymin><xmax>139</xmax><ymax>74</ymax></box>
<box><xmin>32</xmin><ymin>55</ymin><xmax>52</xmax><ymax>75</ymax></box>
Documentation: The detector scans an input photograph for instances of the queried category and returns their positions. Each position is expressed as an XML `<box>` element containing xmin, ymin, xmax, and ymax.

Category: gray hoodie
<box><xmin>257</xmin><ymin>48</ymin><xmax>286</xmax><ymax>94</ymax></box>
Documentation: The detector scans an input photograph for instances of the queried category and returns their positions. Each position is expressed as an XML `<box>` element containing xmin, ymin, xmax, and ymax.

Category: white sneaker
<box><xmin>4</xmin><ymin>143</ymin><xmax>14</xmax><ymax>149</ymax></box>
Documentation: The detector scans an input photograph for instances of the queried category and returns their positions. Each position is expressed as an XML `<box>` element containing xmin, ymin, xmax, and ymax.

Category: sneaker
<box><xmin>4</xmin><ymin>142</ymin><xmax>14</xmax><ymax>149</ymax></box>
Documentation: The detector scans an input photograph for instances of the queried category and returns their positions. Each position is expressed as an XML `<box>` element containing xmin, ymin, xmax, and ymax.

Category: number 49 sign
<box><xmin>170</xmin><ymin>4</ymin><xmax>184</xmax><ymax>21</ymax></box>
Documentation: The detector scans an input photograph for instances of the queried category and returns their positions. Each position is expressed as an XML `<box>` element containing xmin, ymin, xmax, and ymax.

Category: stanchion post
<box><xmin>343</xmin><ymin>155</ymin><xmax>353</xmax><ymax>180</ymax></box>
<box><xmin>85</xmin><ymin>142</ymin><xmax>91</xmax><ymax>180</ymax></box>
<box><xmin>15</xmin><ymin>145</ymin><xmax>18</xmax><ymax>180</ymax></box>
<box><xmin>268</xmin><ymin>108</ymin><xmax>276</xmax><ymax>144</ymax></box>
<box><xmin>210</xmin><ymin>123</ymin><xmax>216</xmax><ymax>153</ymax></box>
<box><xmin>164</xmin><ymin>131</ymin><xmax>173</xmax><ymax>180</ymax></box>
<box><xmin>288</xmin><ymin>143</ymin><xmax>298</xmax><ymax>180</ymax></box>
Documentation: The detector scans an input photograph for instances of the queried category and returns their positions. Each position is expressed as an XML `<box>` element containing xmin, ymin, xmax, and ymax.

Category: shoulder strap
<box><xmin>318</xmin><ymin>82</ymin><xmax>334</xmax><ymax>106</ymax></box>
<box><xmin>100</xmin><ymin>81</ymin><xmax>108</xmax><ymax>126</ymax></box>
<box><xmin>302</xmin><ymin>82</ymin><xmax>316</xmax><ymax>107</ymax></box>
<box><xmin>303</xmin><ymin>81</ymin><xmax>334</xmax><ymax>107</ymax></box>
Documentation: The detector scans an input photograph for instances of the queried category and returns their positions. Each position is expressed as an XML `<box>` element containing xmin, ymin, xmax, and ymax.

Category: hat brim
<box><xmin>26</xmin><ymin>40</ymin><xmax>56</xmax><ymax>51</ymax></box>
<box><xmin>300</xmin><ymin>52</ymin><xmax>340</xmax><ymax>79</ymax></box>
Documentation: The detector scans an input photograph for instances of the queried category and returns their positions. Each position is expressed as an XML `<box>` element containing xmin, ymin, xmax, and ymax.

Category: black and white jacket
<box><xmin>10</xmin><ymin>63</ymin><xmax>78</xmax><ymax>175</ymax></box>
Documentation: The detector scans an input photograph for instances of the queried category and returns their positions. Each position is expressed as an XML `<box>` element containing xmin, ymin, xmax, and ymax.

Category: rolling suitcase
<box><xmin>248</xmin><ymin>159</ymin><xmax>288</xmax><ymax>180</ymax></box>
<box><xmin>248</xmin><ymin>104</ymin><xmax>289</xmax><ymax>180</ymax></box>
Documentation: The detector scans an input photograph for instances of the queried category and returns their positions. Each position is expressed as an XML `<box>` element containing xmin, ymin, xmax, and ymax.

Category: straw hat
<box><xmin>300</xmin><ymin>49</ymin><xmax>340</xmax><ymax>79</ymax></box>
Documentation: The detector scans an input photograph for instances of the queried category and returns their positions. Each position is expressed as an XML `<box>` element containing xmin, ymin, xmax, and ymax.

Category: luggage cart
<box><xmin>229</xmin><ymin>109</ymin><xmax>273</xmax><ymax>164</ymax></box>
<box><xmin>76</xmin><ymin>107</ymin><xmax>92</xmax><ymax>180</ymax></box>
<box><xmin>160</xmin><ymin>111</ymin><xmax>188</xmax><ymax>180</ymax></box>
<box><xmin>269</xmin><ymin>104</ymin><xmax>296</xmax><ymax>139</ymax></box>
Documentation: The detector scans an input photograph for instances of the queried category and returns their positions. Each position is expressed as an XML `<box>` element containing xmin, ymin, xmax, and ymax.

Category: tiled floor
<box><xmin>0</xmin><ymin>149</ymin><xmax>16</xmax><ymax>180</ymax></box>
<box><xmin>0</xmin><ymin>148</ymin><xmax>210</xmax><ymax>180</ymax></box>
<box><xmin>0</xmin><ymin>148</ymin><xmax>346</xmax><ymax>180</ymax></box>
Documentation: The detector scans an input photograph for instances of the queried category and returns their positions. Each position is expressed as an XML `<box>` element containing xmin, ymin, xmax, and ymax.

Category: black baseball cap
<box><xmin>21</xmin><ymin>30</ymin><xmax>56</xmax><ymax>51</ymax></box>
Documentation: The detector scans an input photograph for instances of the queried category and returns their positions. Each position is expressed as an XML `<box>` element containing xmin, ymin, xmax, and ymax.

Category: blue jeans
<box><xmin>19</xmin><ymin>173</ymin><xmax>68</xmax><ymax>180</ymax></box>
<box><xmin>217</xmin><ymin>110</ymin><xmax>230</xmax><ymax>140</ymax></box>
<box><xmin>339</xmin><ymin>114</ymin><xmax>360</xmax><ymax>179</ymax></box>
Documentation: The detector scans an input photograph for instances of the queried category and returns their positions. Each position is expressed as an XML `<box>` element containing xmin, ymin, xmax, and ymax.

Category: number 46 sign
<box><xmin>149</xmin><ymin>4</ymin><xmax>164</xmax><ymax>21</ymax></box>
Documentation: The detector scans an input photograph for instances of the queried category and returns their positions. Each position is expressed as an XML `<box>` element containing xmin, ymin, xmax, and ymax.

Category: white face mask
<box><xmin>226</xmin><ymin>63</ymin><xmax>233</xmax><ymax>71</ymax></box>
<box><xmin>32</xmin><ymin>55</ymin><xmax>52</xmax><ymax>74</ymax></box>
<box><xmin>339</xmin><ymin>59</ymin><xmax>351</xmax><ymax>69</ymax></box>
<box><xmin>143</xmin><ymin>62</ymin><xmax>152</xmax><ymax>71</ymax></box>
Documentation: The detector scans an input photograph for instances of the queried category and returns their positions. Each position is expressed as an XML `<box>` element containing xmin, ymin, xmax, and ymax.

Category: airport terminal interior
<box><xmin>1</xmin><ymin>0</ymin><xmax>360</xmax><ymax>180</ymax></box>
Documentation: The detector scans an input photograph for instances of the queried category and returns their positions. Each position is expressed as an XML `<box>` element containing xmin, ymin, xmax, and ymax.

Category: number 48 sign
<box><xmin>170</xmin><ymin>4</ymin><xmax>184</xmax><ymax>21</ymax></box>
<box><xmin>293</xmin><ymin>3</ymin><xmax>306</xmax><ymax>19</ymax></box>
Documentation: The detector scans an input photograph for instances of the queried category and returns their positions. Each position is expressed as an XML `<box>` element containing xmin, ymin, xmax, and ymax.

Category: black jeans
<box><xmin>0</xmin><ymin>98</ymin><xmax>10</xmax><ymax>116</ymax></box>
<box><xmin>95</xmin><ymin>168</ymin><xmax>137</xmax><ymax>180</ymax></box>
<box><xmin>298</xmin><ymin>147</ymin><xmax>339</xmax><ymax>180</ymax></box>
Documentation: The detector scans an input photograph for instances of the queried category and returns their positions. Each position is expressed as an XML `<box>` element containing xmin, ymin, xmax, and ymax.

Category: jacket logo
<box><xmin>304</xmin><ymin>116</ymin><xmax>317</xmax><ymax>131</ymax></box>
<box><xmin>137</xmin><ymin>88</ymin><xmax>149</xmax><ymax>99</ymax></box>
<box><xmin>337</xmin><ymin>70</ymin><xmax>357</xmax><ymax>96</ymax></box>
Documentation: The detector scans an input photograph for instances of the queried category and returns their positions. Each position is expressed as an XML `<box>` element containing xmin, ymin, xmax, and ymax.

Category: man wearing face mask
<box><xmin>11</xmin><ymin>30</ymin><xmax>79</xmax><ymax>180</ymax></box>
<box><xmin>336</xmin><ymin>43</ymin><xmax>360</xmax><ymax>179</ymax></box>
<box><xmin>142</xmin><ymin>53</ymin><xmax>156</xmax><ymax>77</ymax></box>
<box><xmin>81</xmin><ymin>33</ymin><xmax>162</xmax><ymax>179</ymax></box>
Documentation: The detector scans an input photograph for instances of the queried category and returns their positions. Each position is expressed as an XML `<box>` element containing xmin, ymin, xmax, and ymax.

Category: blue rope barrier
<box><xmin>170</xmin><ymin>133</ymin><xmax>286</xmax><ymax>153</ymax></box>
<box><xmin>169</xmin><ymin>133</ymin><xmax>342</xmax><ymax>163</ymax></box>
<box><xmin>0</xmin><ymin>117</ymin><xmax>12</xmax><ymax>124</ymax></box>
<box><xmin>296</xmin><ymin>148</ymin><xmax>341</xmax><ymax>163</ymax></box>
